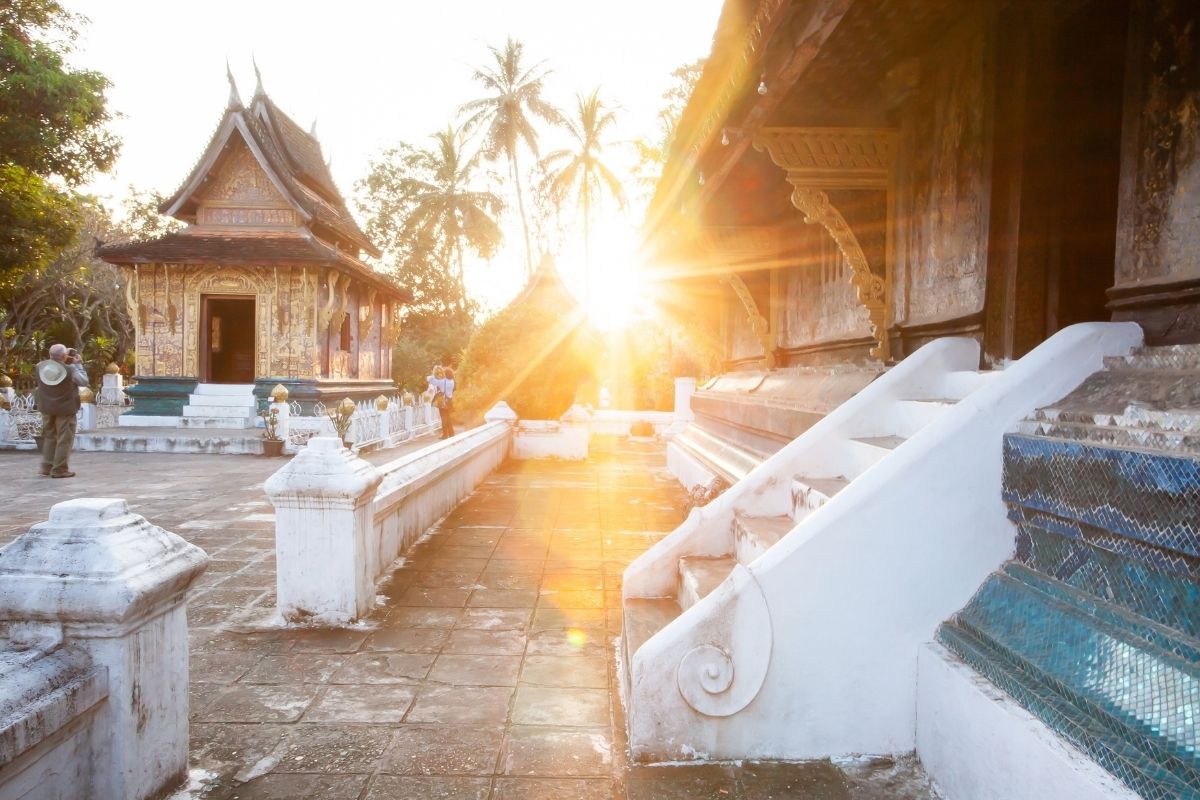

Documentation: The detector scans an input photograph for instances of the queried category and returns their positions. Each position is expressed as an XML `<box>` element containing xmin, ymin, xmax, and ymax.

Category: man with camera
<box><xmin>35</xmin><ymin>343</ymin><xmax>89</xmax><ymax>478</ymax></box>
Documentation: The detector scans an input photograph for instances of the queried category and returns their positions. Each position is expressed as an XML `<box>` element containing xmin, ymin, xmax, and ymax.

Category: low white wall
<box><xmin>590</xmin><ymin>410</ymin><xmax>674</xmax><ymax>437</ymax></box>
<box><xmin>0</xmin><ymin>498</ymin><xmax>208</xmax><ymax>800</ymax></box>
<box><xmin>916</xmin><ymin>643</ymin><xmax>1137</xmax><ymax>800</ymax></box>
<box><xmin>266</xmin><ymin>420</ymin><xmax>513</xmax><ymax>625</ymax></box>
<box><xmin>625</xmin><ymin>322</ymin><xmax>1144</xmax><ymax>761</ymax></box>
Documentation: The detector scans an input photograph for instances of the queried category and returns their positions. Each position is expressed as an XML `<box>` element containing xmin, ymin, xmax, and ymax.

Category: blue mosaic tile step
<box><xmin>938</xmin><ymin>622</ymin><xmax>1199</xmax><ymax>800</ymax></box>
<box><xmin>939</xmin><ymin>565</ymin><xmax>1200</xmax><ymax>799</ymax></box>
<box><xmin>1003</xmin><ymin>434</ymin><xmax>1200</xmax><ymax>560</ymax></box>
<box><xmin>1015</xmin><ymin>519</ymin><xmax>1200</xmax><ymax>646</ymax></box>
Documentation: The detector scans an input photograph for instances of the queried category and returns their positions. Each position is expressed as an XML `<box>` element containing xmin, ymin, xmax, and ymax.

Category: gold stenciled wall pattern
<box><xmin>127</xmin><ymin>262</ymin><xmax>390</xmax><ymax>381</ymax></box>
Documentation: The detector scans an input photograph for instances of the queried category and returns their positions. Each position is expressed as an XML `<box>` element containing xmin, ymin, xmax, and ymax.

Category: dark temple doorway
<box><xmin>985</xmin><ymin>0</ymin><xmax>1129</xmax><ymax>361</ymax></box>
<box><xmin>202</xmin><ymin>296</ymin><xmax>255</xmax><ymax>383</ymax></box>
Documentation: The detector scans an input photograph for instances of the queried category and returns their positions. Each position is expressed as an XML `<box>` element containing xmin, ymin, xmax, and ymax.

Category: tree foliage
<box><xmin>633</xmin><ymin>58</ymin><xmax>705</xmax><ymax>193</ymax></box>
<box><xmin>0</xmin><ymin>0</ymin><xmax>119</xmax><ymax>275</ymax></box>
<box><xmin>454</xmin><ymin>298</ymin><xmax>599</xmax><ymax>423</ymax></box>
<box><xmin>0</xmin><ymin>199</ymin><xmax>133</xmax><ymax>387</ymax></box>
<box><xmin>460</xmin><ymin>37</ymin><xmax>562</xmax><ymax>276</ymax></box>
<box><xmin>540</xmin><ymin>88</ymin><xmax>626</xmax><ymax>283</ymax></box>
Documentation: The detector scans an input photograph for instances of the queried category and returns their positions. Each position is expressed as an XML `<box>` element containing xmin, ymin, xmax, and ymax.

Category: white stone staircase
<box><xmin>180</xmin><ymin>383</ymin><xmax>258</xmax><ymax>429</ymax></box>
<box><xmin>620</xmin><ymin>323</ymin><xmax>1145</xmax><ymax>764</ymax></box>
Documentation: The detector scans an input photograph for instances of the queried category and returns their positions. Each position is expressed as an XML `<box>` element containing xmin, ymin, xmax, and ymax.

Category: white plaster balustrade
<box><xmin>0</xmin><ymin>498</ymin><xmax>208</xmax><ymax>800</ymax></box>
<box><xmin>622</xmin><ymin>322</ymin><xmax>1145</xmax><ymax>764</ymax></box>
<box><xmin>266</xmin><ymin>408</ymin><xmax>514</xmax><ymax>625</ymax></box>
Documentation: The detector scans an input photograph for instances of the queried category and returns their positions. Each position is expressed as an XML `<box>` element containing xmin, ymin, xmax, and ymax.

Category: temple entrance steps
<box><xmin>921</xmin><ymin>342</ymin><xmax>1200</xmax><ymax>800</ymax></box>
<box><xmin>619</xmin><ymin>322</ymin><xmax>1144</xmax><ymax>767</ymax></box>
<box><xmin>179</xmin><ymin>383</ymin><xmax>258</xmax><ymax>429</ymax></box>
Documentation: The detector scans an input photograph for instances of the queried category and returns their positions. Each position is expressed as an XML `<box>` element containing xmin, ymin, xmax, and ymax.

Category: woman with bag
<box><xmin>427</xmin><ymin>365</ymin><xmax>455</xmax><ymax>439</ymax></box>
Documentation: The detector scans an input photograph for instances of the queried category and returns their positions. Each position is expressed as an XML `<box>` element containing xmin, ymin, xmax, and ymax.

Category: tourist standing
<box><xmin>440</xmin><ymin>367</ymin><xmax>456</xmax><ymax>439</ymax></box>
<box><xmin>35</xmin><ymin>343</ymin><xmax>88</xmax><ymax>478</ymax></box>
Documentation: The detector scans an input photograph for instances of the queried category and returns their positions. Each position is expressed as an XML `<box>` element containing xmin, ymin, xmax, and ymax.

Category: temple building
<box><xmin>100</xmin><ymin>72</ymin><xmax>406</xmax><ymax>425</ymax></box>
<box><xmin>622</xmin><ymin>2</ymin><xmax>1200</xmax><ymax>798</ymax></box>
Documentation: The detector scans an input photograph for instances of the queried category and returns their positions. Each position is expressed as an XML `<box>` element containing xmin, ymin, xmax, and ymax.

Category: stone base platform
<box><xmin>75</xmin><ymin>426</ymin><xmax>269</xmax><ymax>456</ymax></box>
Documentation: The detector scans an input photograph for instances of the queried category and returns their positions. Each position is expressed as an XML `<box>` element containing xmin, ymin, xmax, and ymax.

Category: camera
<box><xmin>66</xmin><ymin>348</ymin><xmax>80</xmax><ymax>363</ymax></box>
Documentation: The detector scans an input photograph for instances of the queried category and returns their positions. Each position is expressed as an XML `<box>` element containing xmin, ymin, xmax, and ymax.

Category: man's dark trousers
<box><xmin>41</xmin><ymin>414</ymin><xmax>77</xmax><ymax>474</ymax></box>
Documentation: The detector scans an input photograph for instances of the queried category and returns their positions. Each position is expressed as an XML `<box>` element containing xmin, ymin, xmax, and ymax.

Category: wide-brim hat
<box><xmin>38</xmin><ymin>360</ymin><xmax>67</xmax><ymax>386</ymax></box>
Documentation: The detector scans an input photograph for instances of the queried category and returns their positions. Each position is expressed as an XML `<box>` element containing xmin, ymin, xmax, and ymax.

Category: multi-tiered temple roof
<box><xmin>101</xmin><ymin>72</ymin><xmax>396</xmax><ymax>296</ymax></box>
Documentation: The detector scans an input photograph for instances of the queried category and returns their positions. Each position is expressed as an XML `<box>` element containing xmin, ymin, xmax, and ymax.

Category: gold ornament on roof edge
<box><xmin>270</xmin><ymin>383</ymin><xmax>289</xmax><ymax>403</ymax></box>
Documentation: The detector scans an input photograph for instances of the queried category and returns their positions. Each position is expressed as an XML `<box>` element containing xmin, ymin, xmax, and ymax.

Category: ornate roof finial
<box><xmin>226</xmin><ymin>58</ymin><xmax>242</xmax><ymax>108</ymax></box>
<box><xmin>309</xmin><ymin>117</ymin><xmax>318</xmax><ymax>137</ymax></box>
<box><xmin>252</xmin><ymin>54</ymin><xmax>264</xmax><ymax>96</ymax></box>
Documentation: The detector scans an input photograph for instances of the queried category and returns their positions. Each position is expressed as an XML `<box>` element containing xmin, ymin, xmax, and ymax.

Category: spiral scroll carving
<box><xmin>674</xmin><ymin>563</ymin><xmax>773</xmax><ymax>717</ymax></box>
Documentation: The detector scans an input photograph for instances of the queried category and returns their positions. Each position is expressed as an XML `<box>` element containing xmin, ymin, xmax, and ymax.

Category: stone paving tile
<box><xmin>380</xmin><ymin>725</ymin><xmax>505</xmax><ymax>775</ymax></box>
<box><xmin>364</xmin><ymin>775</ymin><xmax>491</xmax><ymax>800</ymax></box>
<box><xmin>0</xmin><ymin>442</ymin><xmax>941</xmax><ymax>799</ymax></box>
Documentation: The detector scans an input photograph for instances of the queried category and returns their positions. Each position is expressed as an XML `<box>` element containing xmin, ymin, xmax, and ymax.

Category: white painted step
<box><xmin>842</xmin><ymin>435</ymin><xmax>904</xmax><ymax>477</ymax></box>
<box><xmin>790</xmin><ymin>475</ymin><xmax>849</xmax><ymax>521</ymax></box>
<box><xmin>622</xmin><ymin>598</ymin><xmax>680</xmax><ymax>670</ymax></box>
<box><xmin>889</xmin><ymin>399</ymin><xmax>957</xmax><ymax>438</ymax></box>
<box><xmin>194</xmin><ymin>383</ymin><xmax>255</xmax><ymax>395</ymax></box>
<box><xmin>188</xmin><ymin>392</ymin><xmax>255</xmax><ymax>405</ymax></box>
<box><xmin>932</xmin><ymin>370</ymin><xmax>1002</xmax><ymax>401</ymax></box>
<box><xmin>734</xmin><ymin>514</ymin><xmax>796</xmax><ymax>564</ymax></box>
<box><xmin>182</xmin><ymin>404</ymin><xmax>256</xmax><ymax>418</ymax></box>
<box><xmin>677</xmin><ymin>556</ymin><xmax>737</xmax><ymax>610</ymax></box>
<box><xmin>178</xmin><ymin>417</ymin><xmax>252</xmax><ymax>429</ymax></box>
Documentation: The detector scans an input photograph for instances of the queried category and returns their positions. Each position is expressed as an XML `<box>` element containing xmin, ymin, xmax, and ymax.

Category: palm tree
<box><xmin>540</xmin><ymin>88</ymin><xmax>627</xmax><ymax>302</ymax></box>
<box><xmin>460</xmin><ymin>37</ymin><xmax>562</xmax><ymax>277</ymax></box>
<box><xmin>401</xmin><ymin>125</ymin><xmax>504</xmax><ymax>313</ymax></box>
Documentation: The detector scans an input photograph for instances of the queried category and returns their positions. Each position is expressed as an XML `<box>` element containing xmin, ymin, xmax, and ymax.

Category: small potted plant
<box><xmin>260</xmin><ymin>406</ymin><xmax>285</xmax><ymax>457</ymax></box>
<box><xmin>327</xmin><ymin>397</ymin><xmax>356</xmax><ymax>448</ymax></box>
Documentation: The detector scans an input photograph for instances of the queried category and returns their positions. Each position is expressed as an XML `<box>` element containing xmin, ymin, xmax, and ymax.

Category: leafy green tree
<box><xmin>116</xmin><ymin>186</ymin><xmax>183</xmax><ymax>241</ymax></box>
<box><xmin>398</xmin><ymin>126</ymin><xmax>503</xmax><ymax>313</ymax></box>
<box><xmin>460</xmin><ymin>37</ymin><xmax>562</xmax><ymax>277</ymax></box>
<box><xmin>0</xmin><ymin>0</ymin><xmax>119</xmax><ymax>276</ymax></box>
<box><xmin>358</xmin><ymin>135</ymin><xmax>490</xmax><ymax>392</ymax></box>
<box><xmin>633</xmin><ymin>58</ymin><xmax>704</xmax><ymax>194</ymax></box>
<box><xmin>540</xmin><ymin>88</ymin><xmax>627</xmax><ymax>299</ymax></box>
<box><xmin>1</xmin><ymin>199</ymin><xmax>132</xmax><ymax>386</ymax></box>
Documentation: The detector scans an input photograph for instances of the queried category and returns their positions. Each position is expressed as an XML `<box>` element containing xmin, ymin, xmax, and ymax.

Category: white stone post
<box><xmin>403</xmin><ymin>405</ymin><xmax>414</xmax><ymax>437</ymax></box>
<box><xmin>100</xmin><ymin>371</ymin><xmax>125</xmax><ymax>405</ymax></box>
<box><xmin>559</xmin><ymin>403</ymin><xmax>592</xmax><ymax>459</ymax></box>
<box><xmin>484</xmin><ymin>401</ymin><xmax>519</xmax><ymax>425</ymax></box>
<box><xmin>0</xmin><ymin>408</ymin><xmax>10</xmax><ymax>441</ymax></box>
<box><xmin>264</xmin><ymin>437</ymin><xmax>382</xmax><ymax>624</ymax></box>
<box><xmin>77</xmin><ymin>389</ymin><xmax>97</xmax><ymax>432</ymax></box>
<box><xmin>0</xmin><ymin>498</ymin><xmax>208</xmax><ymax>800</ymax></box>
<box><xmin>666</xmin><ymin>376</ymin><xmax>697</xmax><ymax>437</ymax></box>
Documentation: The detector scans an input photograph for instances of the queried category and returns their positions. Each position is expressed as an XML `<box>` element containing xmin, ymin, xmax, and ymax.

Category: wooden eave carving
<box><xmin>753</xmin><ymin>126</ymin><xmax>895</xmax><ymax>360</ymax></box>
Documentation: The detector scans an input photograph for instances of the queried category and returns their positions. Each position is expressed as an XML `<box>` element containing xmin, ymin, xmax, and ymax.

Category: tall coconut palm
<box><xmin>401</xmin><ymin>125</ymin><xmax>504</xmax><ymax>313</ymax></box>
<box><xmin>540</xmin><ymin>88</ymin><xmax>627</xmax><ymax>302</ymax></box>
<box><xmin>460</xmin><ymin>37</ymin><xmax>562</xmax><ymax>277</ymax></box>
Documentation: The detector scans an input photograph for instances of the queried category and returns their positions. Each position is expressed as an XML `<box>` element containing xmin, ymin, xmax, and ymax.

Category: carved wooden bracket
<box><xmin>790</xmin><ymin>188</ymin><xmax>890</xmax><ymax>359</ymax></box>
<box><xmin>754</xmin><ymin>127</ymin><xmax>897</xmax><ymax>360</ymax></box>
<box><xmin>723</xmin><ymin>272</ymin><xmax>776</xmax><ymax>369</ymax></box>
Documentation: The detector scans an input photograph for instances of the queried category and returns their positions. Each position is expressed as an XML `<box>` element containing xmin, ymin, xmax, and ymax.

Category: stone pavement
<box><xmin>0</xmin><ymin>439</ymin><xmax>939</xmax><ymax>799</ymax></box>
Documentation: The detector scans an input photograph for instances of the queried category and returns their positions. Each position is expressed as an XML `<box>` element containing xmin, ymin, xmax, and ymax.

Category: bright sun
<box><xmin>563</xmin><ymin>221</ymin><xmax>657</xmax><ymax>331</ymax></box>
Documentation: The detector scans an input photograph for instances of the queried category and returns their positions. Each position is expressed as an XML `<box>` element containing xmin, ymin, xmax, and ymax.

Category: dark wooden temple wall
<box><xmin>780</xmin><ymin>223</ymin><xmax>871</xmax><ymax>350</ymax></box>
<box><xmin>893</xmin><ymin>17</ymin><xmax>992</xmax><ymax>331</ymax></box>
<box><xmin>1111</xmin><ymin>0</ymin><xmax>1200</xmax><ymax>342</ymax></box>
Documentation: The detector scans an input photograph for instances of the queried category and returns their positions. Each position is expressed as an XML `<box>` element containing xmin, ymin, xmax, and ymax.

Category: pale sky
<box><xmin>67</xmin><ymin>1</ymin><xmax>723</xmax><ymax>317</ymax></box>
